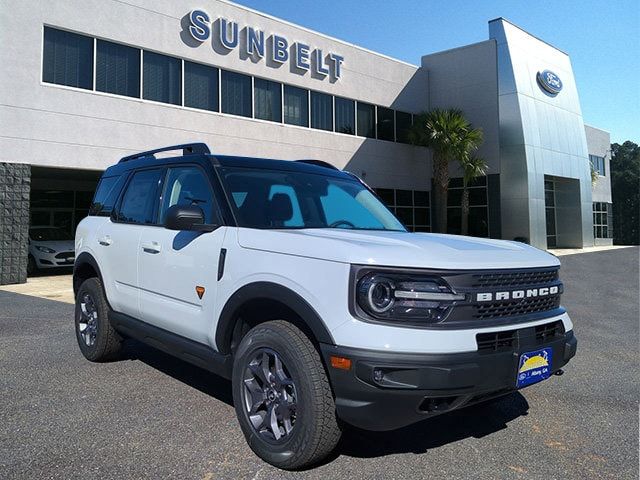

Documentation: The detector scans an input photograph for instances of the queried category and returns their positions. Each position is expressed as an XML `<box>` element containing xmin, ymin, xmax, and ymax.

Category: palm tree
<box><xmin>459</xmin><ymin>155</ymin><xmax>488</xmax><ymax>236</ymax></box>
<box><xmin>409</xmin><ymin>109</ymin><xmax>483</xmax><ymax>233</ymax></box>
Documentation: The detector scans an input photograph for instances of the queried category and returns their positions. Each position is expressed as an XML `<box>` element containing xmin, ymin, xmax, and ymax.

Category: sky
<box><xmin>231</xmin><ymin>0</ymin><xmax>639</xmax><ymax>144</ymax></box>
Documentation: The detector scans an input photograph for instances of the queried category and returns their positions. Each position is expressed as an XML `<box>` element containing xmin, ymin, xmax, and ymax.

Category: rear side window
<box><xmin>89</xmin><ymin>175</ymin><xmax>125</xmax><ymax>216</ymax></box>
<box><xmin>115</xmin><ymin>169</ymin><xmax>162</xmax><ymax>224</ymax></box>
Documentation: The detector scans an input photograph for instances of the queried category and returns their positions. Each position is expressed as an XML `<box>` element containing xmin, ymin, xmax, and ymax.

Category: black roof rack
<box><xmin>119</xmin><ymin>143</ymin><xmax>211</xmax><ymax>163</ymax></box>
<box><xmin>295</xmin><ymin>159</ymin><xmax>340</xmax><ymax>170</ymax></box>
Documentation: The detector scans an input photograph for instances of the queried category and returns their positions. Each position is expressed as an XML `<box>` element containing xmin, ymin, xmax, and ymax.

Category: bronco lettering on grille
<box><xmin>476</xmin><ymin>285</ymin><xmax>559</xmax><ymax>302</ymax></box>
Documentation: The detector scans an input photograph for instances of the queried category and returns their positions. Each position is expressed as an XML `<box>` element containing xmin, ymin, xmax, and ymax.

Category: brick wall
<box><xmin>0</xmin><ymin>163</ymin><xmax>31</xmax><ymax>285</ymax></box>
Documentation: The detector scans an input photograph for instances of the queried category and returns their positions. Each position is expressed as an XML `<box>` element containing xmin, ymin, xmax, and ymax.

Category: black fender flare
<box><xmin>215</xmin><ymin>282</ymin><xmax>335</xmax><ymax>354</ymax></box>
<box><xmin>73</xmin><ymin>252</ymin><xmax>104</xmax><ymax>295</ymax></box>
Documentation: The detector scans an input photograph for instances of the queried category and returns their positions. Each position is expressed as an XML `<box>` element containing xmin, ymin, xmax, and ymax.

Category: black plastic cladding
<box><xmin>349</xmin><ymin>265</ymin><xmax>565</xmax><ymax>330</ymax></box>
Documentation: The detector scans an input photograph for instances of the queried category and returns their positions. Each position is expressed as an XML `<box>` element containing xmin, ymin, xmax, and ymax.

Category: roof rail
<box><xmin>295</xmin><ymin>159</ymin><xmax>340</xmax><ymax>170</ymax></box>
<box><xmin>119</xmin><ymin>143</ymin><xmax>211</xmax><ymax>163</ymax></box>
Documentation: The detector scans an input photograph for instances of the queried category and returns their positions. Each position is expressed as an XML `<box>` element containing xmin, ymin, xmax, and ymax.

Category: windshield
<box><xmin>221</xmin><ymin>167</ymin><xmax>406</xmax><ymax>231</ymax></box>
<box><xmin>29</xmin><ymin>227</ymin><xmax>72</xmax><ymax>241</ymax></box>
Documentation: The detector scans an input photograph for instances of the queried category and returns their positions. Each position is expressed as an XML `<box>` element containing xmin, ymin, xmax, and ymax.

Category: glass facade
<box><xmin>43</xmin><ymin>27</ymin><xmax>93</xmax><ymax>90</ymax></box>
<box><xmin>221</xmin><ymin>70</ymin><xmax>252</xmax><ymax>117</ymax></box>
<box><xmin>143</xmin><ymin>51</ymin><xmax>181</xmax><ymax>105</ymax></box>
<box><xmin>593</xmin><ymin>202</ymin><xmax>612</xmax><ymax>239</ymax></box>
<box><xmin>446</xmin><ymin>176</ymin><xmax>489</xmax><ymax>237</ymax></box>
<box><xmin>335</xmin><ymin>97</ymin><xmax>355</xmax><ymax>135</ymax></box>
<box><xmin>96</xmin><ymin>39</ymin><xmax>140</xmax><ymax>98</ymax></box>
<box><xmin>184</xmin><ymin>61</ymin><xmax>219</xmax><ymax>112</ymax></box>
<box><xmin>254</xmin><ymin>78</ymin><xmax>282</xmax><ymax>122</ymax></box>
<box><xmin>376</xmin><ymin>107</ymin><xmax>395</xmax><ymax>141</ymax></box>
<box><xmin>374</xmin><ymin>188</ymin><xmax>431</xmax><ymax>232</ymax></box>
<box><xmin>357</xmin><ymin>102</ymin><xmax>376</xmax><ymax>138</ymax></box>
<box><xmin>283</xmin><ymin>85</ymin><xmax>309</xmax><ymax>127</ymax></box>
<box><xmin>310</xmin><ymin>91</ymin><xmax>333</xmax><ymax>131</ymax></box>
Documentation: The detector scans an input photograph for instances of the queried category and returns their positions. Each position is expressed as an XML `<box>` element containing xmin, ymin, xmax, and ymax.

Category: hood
<box><xmin>237</xmin><ymin>228</ymin><xmax>559</xmax><ymax>270</ymax></box>
<box><xmin>31</xmin><ymin>240</ymin><xmax>75</xmax><ymax>252</ymax></box>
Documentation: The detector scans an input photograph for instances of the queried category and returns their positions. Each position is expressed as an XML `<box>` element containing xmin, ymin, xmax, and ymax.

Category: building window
<box><xmin>42</xmin><ymin>27</ymin><xmax>93</xmax><ymax>90</ymax></box>
<box><xmin>184</xmin><ymin>61</ymin><xmax>218</xmax><ymax>112</ymax></box>
<box><xmin>357</xmin><ymin>102</ymin><xmax>375</xmax><ymax>138</ymax></box>
<box><xmin>589</xmin><ymin>154</ymin><xmax>605</xmax><ymax>176</ymax></box>
<box><xmin>334</xmin><ymin>97</ymin><xmax>355</xmax><ymax>135</ymax></box>
<box><xmin>376</xmin><ymin>106</ymin><xmax>395</xmax><ymax>141</ymax></box>
<box><xmin>143</xmin><ymin>51</ymin><xmax>181</xmax><ymax>105</ymax></box>
<box><xmin>311</xmin><ymin>91</ymin><xmax>333</xmax><ymax>131</ymax></box>
<box><xmin>544</xmin><ymin>179</ymin><xmax>557</xmax><ymax>247</ymax></box>
<box><xmin>95</xmin><ymin>39</ymin><xmax>140</xmax><ymax>98</ymax></box>
<box><xmin>221</xmin><ymin>70</ymin><xmax>252</xmax><ymax>117</ymax></box>
<box><xmin>283</xmin><ymin>85</ymin><xmax>309</xmax><ymax>127</ymax></box>
<box><xmin>593</xmin><ymin>202</ymin><xmax>612</xmax><ymax>239</ymax></box>
<box><xmin>447</xmin><ymin>176</ymin><xmax>489</xmax><ymax>237</ymax></box>
<box><xmin>395</xmin><ymin>111</ymin><xmax>413</xmax><ymax>144</ymax></box>
<box><xmin>254</xmin><ymin>78</ymin><xmax>282</xmax><ymax>122</ymax></box>
<box><xmin>374</xmin><ymin>188</ymin><xmax>430</xmax><ymax>232</ymax></box>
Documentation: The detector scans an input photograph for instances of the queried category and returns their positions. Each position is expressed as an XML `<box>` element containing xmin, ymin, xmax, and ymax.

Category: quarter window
<box><xmin>143</xmin><ymin>51</ymin><xmax>181</xmax><ymax>105</ymax></box>
<box><xmin>116</xmin><ymin>169</ymin><xmax>162</xmax><ymax>224</ymax></box>
<box><xmin>96</xmin><ymin>39</ymin><xmax>140</xmax><ymax>98</ymax></box>
<box><xmin>159</xmin><ymin>167</ymin><xmax>215</xmax><ymax>224</ymax></box>
<box><xmin>43</xmin><ymin>27</ymin><xmax>93</xmax><ymax>90</ymax></box>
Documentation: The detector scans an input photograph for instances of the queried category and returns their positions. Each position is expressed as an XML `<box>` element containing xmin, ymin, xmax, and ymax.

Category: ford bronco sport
<box><xmin>73</xmin><ymin>143</ymin><xmax>577</xmax><ymax>469</ymax></box>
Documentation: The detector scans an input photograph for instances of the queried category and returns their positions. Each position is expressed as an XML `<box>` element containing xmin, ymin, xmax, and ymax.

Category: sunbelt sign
<box><xmin>187</xmin><ymin>9</ymin><xmax>344</xmax><ymax>81</ymax></box>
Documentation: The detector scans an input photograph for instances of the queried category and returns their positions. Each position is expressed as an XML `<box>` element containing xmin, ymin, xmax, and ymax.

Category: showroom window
<box><xmin>311</xmin><ymin>91</ymin><xmax>333</xmax><ymax>131</ymax></box>
<box><xmin>374</xmin><ymin>188</ymin><xmax>430</xmax><ymax>232</ymax></box>
<box><xmin>376</xmin><ymin>106</ymin><xmax>395</xmax><ymax>141</ymax></box>
<box><xmin>447</xmin><ymin>177</ymin><xmax>489</xmax><ymax>237</ymax></box>
<box><xmin>357</xmin><ymin>102</ymin><xmax>376</xmax><ymax>138</ymax></box>
<box><xmin>334</xmin><ymin>97</ymin><xmax>355</xmax><ymax>135</ymax></box>
<box><xmin>96</xmin><ymin>39</ymin><xmax>140</xmax><ymax>98</ymax></box>
<box><xmin>254</xmin><ymin>78</ymin><xmax>282</xmax><ymax>122</ymax></box>
<box><xmin>589</xmin><ymin>154</ymin><xmax>605</xmax><ymax>176</ymax></box>
<box><xmin>593</xmin><ymin>202</ymin><xmax>612</xmax><ymax>239</ymax></box>
<box><xmin>142</xmin><ymin>51</ymin><xmax>181</xmax><ymax>105</ymax></box>
<box><xmin>283</xmin><ymin>85</ymin><xmax>309</xmax><ymax>127</ymax></box>
<box><xmin>184</xmin><ymin>61</ymin><xmax>219</xmax><ymax>112</ymax></box>
<box><xmin>395</xmin><ymin>111</ymin><xmax>413</xmax><ymax>144</ymax></box>
<box><xmin>221</xmin><ymin>70</ymin><xmax>252</xmax><ymax>117</ymax></box>
<box><xmin>42</xmin><ymin>27</ymin><xmax>94</xmax><ymax>90</ymax></box>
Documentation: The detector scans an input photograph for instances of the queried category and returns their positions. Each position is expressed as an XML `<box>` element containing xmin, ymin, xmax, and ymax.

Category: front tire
<box><xmin>27</xmin><ymin>255</ymin><xmax>37</xmax><ymax>276</ymax></box>
<box><xmin>232</xmin><ymin>321</ymin><xmax>341</xmax><ymax>470</ymax></box>
<box><xmin>74</xmin><ymin>277</ymin><xmax>123</xmax><ymax>362</ymax></box>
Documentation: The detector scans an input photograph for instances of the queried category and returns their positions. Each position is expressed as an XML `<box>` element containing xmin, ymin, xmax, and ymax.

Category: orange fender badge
<box><xmin>195</xmin><ymin>286</ymin><xmax>205</xmax><ymax>299</ymax></box>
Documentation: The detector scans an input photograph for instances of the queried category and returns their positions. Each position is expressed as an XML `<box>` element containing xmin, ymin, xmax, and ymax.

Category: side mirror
<box><xmin>164</xmin><ymin>205</ymin><xmax>218</xmax><ymax>232</ymax></box>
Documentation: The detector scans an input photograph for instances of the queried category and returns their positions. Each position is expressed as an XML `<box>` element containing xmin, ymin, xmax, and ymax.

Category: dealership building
<box><xmin>0</xmin><ymin>0</ymin><xmax>613</xmax><ymax>285</ymax></box>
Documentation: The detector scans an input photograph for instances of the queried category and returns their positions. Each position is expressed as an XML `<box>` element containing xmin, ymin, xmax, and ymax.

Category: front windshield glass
<box><xmin>221</xmin><ymin>167</ymin><xmax>406</xmax><ymax>231</ymax></box>
<box><xmin>29</xmin><ymin>227</ymin><xmax>72</xmax><ymax>241</ymax></box>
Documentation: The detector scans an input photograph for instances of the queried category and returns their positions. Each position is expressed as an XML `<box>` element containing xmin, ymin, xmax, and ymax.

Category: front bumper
<box><xmin>34</xmin><ymin>252</ymin><xmax>75</xmax><ymax>268</ymax></box>
<box><xmin>320</xmin><ymin>328</ymin><xmax>577</xmax><ymax>431</ymax></box>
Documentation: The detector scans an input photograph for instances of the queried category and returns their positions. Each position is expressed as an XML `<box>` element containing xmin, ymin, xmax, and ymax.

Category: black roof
<box><xmin>103</xmin><ymin>151</ymin><xmax>351</xmax><ymax>180</ymax></box>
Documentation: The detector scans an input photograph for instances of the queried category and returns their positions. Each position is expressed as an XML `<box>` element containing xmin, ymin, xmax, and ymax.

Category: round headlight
<box><xmin>359</xmin><ymin>275</ymin><xmax>395</xmax><ymax>314</ymax></box>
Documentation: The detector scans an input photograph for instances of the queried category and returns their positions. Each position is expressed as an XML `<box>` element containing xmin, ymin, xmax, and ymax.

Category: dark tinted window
<box><xmin>254</xmin><ymin>78</ymin><xmax>282</xmax><ymax>122</ymax></box>
<box><xmin>356</xmin><ymin>102</ymin><xmax>375</xmax><ymax>138</ymax></box>
<box><xmin>116</xmin><ymin>169</ymin><xmax>162</xmax><ymax>224</ymax></box>
<box><xmin>377</xmin><ymin>107</ymin><xmax>395</xmax><ymax>141</ymax></box>
<box><xmin>284</xmin><ymin>85</ymin><xmax>309</xmax><ymax>127</ymax></box>
<box><xmin>89</xmin><ymin>175</ymin><xmax>126</xmax><ymax>215</ymax></box>
<box><xmin>311</xmin><ymin>91</ymin><xmax>333</xmax><ymax>131</ymax></box>
<box><xmin>335</xmin><ymin>97</ymin><xmax>355</xmax><ymax>135</ymax></box>
<box><xmin>143</xmin><ymin>51</ymin><xmax>181</xmax><ymax>105</ymax></box>
<box><xmin>395</xmin><ymin>111</ymin><xmax>413</xmax><ymax>144</ymax></box>
<box><xmin>159</xmin><ymin>167</ymin><xmax>215</xmax><ymax>224</ymax></box>
<box><xmin>96</xmin><ymin>40</ymin><xmax>140</xmax><ymax>98</ymax></box>
<box><xmin>184</xmin><ymin>61</ymin><xmax>219</xmax><ymax>111</ymax></box>
<box><xmin>221</xmin><ymin>70</ymin><xmax>252</xmax><ymax>117</ymax></box>
<box><xmin>43</xmin><ymin>27</ymin><xmax>93</xmax><ymax>90</ymax></box>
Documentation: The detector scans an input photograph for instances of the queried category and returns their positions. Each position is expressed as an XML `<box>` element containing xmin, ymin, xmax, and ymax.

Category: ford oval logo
<box><xmin>537</xmin><ymin>70</ymin><xmax>563</xmax><ymax>95</ymax></box>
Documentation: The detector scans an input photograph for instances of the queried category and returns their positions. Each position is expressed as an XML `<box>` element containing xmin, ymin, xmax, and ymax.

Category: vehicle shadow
<box><xmin>332</xmin><ymin>392</ymin><xmax>529</xmax><ymax>460</ymax></box>
<box><xmin>122</xmin><ymin>339</ymin><xmax>529</xmax><ymax>462</ymax></box>
<box><xmin>122</xmin><ymin>339</ymin><xmax>234</xmax><ymax>407</ymax></box>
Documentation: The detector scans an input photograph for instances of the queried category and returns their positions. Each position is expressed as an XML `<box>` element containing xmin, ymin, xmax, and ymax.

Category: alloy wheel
<box><xmin>78</xmin><ymin>293</ymin><xmax>99</xmax><ymax>347</ymax></box>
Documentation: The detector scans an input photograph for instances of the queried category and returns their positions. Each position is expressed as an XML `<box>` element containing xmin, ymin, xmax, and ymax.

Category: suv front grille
<box><xmin>471</xmin><ymin>268</ymin><xmax>558</xmax><ymax>289</ymax></box>
<box><xmin>476</xmin><ymin>320</ymin><xmax>565</xmax><ymax>352</ymax></box>
<box><xmin>473</xmin><ymin>295</ymin><xmax>561</xmax><ymax>320</ymax></box>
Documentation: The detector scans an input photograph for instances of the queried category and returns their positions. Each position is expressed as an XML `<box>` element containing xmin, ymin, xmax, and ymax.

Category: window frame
<box><xmin>42</xmin><ymin>26</ymin><xmax>94</xmax><ymax>90</ymax></box>
<box><xmin>111</xmin><ymin>167</ymin><xmax>165</xmax><ymax>227</ymax></box>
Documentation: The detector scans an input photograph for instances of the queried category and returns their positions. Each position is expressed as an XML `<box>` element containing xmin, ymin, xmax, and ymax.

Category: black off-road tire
<box><xmin>74</xmin><ymin>277</ymin><xmax>123</xmax><ymax>362</ymax></box>
<box><xmin>232</xmin><ymin>320</ymin><xmax>341</xmax><ymax>470</ymax></box>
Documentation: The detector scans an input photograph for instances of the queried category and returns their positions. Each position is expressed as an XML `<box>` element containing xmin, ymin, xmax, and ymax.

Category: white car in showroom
<box><xmin>28</xmin><ymin>226</ymin><xmax>76</xmax><ymax>275</ymax></box>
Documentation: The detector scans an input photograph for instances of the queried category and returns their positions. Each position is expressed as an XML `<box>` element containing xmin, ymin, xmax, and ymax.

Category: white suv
<box><xmin>73</xmin><ymin>143</ymin><xmax>577</xmax><ymax>470</ymax></box>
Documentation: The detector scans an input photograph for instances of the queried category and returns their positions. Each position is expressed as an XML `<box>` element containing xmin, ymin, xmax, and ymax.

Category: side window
<box><xmin>268</xmin><ymin>185</ymin><xmax>303</xmax><ymax>227</ymax></box>
<box><xmin>116</xmin><ymin>169</ymin><xmax>162</xmax><ymax>224</ymax></box>
<box><xmin>90</xmin><ymin>175</ymin><xmax>125</xmax><ymax>216</ymax></box>
<box><xmin>159</xmin><ymin>166</ymin><xmax>215</xmax><ymax>224</ymax></box>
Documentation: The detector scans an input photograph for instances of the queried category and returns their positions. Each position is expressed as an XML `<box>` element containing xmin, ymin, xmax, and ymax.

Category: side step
<box><xmin>109</xmin><ymin>311</ymin><xmax>232</xmax><ymax>379</ymax></box>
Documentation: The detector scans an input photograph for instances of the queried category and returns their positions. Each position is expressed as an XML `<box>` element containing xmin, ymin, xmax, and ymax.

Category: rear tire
<box><xmin>232</xmin><ymin>320</ymin><xmax>341</xmax><ymax>470</ymax></box>
<box><xmin>27</xmin><ymin>255</ymin><xmax>37</xmax><ymax>276</ymax></box>
<box><xmin>74</xmin><ymin>277</ymin><xmax>123</xmax><ymax>362</ymax></box>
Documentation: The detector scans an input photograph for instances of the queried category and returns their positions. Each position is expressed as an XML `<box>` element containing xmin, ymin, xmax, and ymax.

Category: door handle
<box><xmin>141</xmin><ymin>241</ymin><xmax>161</xmax><ymax>254</ymax></box>
<box><xmin>98</xmin><ymin>236</ymin><xmax>112</xmax><ymax>246</ymax></box>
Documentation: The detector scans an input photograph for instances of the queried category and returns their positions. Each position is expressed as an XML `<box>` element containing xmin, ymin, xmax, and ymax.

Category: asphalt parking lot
<box><xmin>1</xmin><ymin>247</ymin><xmax>638</xmax><ymax>479</ymax></box>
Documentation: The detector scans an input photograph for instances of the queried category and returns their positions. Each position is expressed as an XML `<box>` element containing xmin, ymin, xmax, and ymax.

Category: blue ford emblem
<box><xmin>537</xmin><ymin>70</ymin><xmax>563</xmax><ymax>95</ymax></box>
